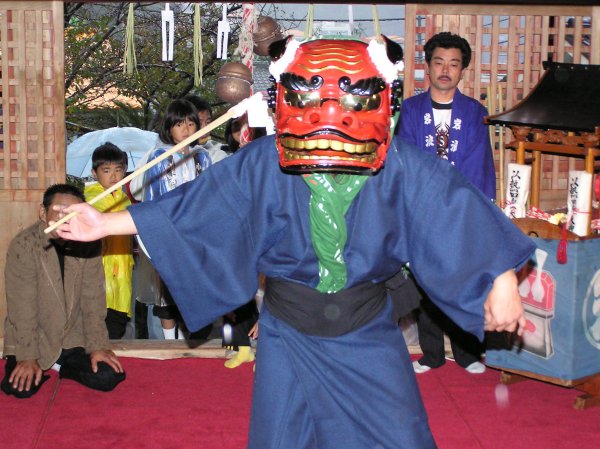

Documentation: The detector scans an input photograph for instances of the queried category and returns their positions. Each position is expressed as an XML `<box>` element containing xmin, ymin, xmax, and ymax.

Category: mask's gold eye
<box><xmin>340</xmin><ymin>94</ymin><xmax>381</xmax><ymax>112</ymax></box>
<box><xmin>283</xmin><ymin>90</ymin><xmax>321</xmax><ymax>109</ymax></box>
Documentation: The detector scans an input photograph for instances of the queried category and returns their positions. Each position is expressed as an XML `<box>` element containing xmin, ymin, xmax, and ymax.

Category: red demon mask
<box><xmin>268</xmin><ymin>37</ymin><xmax>403</xmax><ymax>174</ymax></box>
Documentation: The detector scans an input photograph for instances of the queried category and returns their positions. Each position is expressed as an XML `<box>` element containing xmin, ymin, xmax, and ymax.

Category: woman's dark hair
<box><xmin>42</xmin><ymin>184</ymin><xmax>84</xmax><ymax>210</ymax></box>
<box><xmin>91</xmin><ymin>142</ymin><xmax>128</xmax><ymax>171</ymax></box>
<box><xmin>224</xmin><ymin>118</ymin><xmax>242</xmax><ymax>153</ymax></box>
<box><xmin>424</xmin><ymin>32</ymin><xmax>472</xmax><ymax>69</ymax></box>
<box><xmin>158</xmin><ymin>99</ymin><xmax>201</xmax><ymax>145</ymax></box>
<box><xmin>224</xmin><ymin>118</ymin><xmax>267</xmax><ymax>154</ymax></box>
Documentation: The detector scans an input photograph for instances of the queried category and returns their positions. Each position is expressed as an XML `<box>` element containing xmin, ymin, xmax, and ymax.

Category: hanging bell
<box><xmin>252</xmin><ymin>16</ymin><xmax>284</xmax><ymax>56</ymax></box>
<box><xmin>215</xmin><ymin>62</ymin><xmax>253</xmax><ymax>104</ymax></box>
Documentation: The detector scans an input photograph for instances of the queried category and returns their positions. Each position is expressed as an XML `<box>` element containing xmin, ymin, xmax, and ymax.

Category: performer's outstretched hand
<box><xmin>483</xmin><ymin>269</ymin><xmax>526</xmax><ymax>336</ymax></box>
<box><xmin>50</xmin><ymin>203</ymin><xmax>137</xmax><ymax>241</ymax></box>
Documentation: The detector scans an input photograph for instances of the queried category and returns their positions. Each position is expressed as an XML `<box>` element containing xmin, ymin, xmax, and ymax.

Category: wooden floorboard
<box><xmin>0</xmin><ymin>337</ymin><xmax>425</xmax><ymax>360</ymax></box>
<box><xmin>111</xmin><ymin>339</ymin><xmax>425</xmax><ymax>359</ymax></box>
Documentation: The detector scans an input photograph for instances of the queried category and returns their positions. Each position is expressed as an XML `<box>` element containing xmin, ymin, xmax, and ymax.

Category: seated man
<box><xmin>1</xmin><ymin>184</ymin><xmax>125</xmax><ymax>399</ymax></box>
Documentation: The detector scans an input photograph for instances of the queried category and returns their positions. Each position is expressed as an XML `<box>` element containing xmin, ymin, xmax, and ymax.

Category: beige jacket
<box><xmin>3</xmin><ymin>221</ymin><xmax>110</xmax><ymax>370</ymax></box>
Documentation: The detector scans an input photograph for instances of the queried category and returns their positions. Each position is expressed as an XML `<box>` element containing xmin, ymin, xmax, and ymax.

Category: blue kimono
<box><xmin>142</xmin><ymin>145</ymin><xmax>212</xmax><ymax>202</ymax></box>
<box><xmin>129</xmin><ymin>135</ymin><xmax>534</xmax><ymax>449</ymax></box>
<box><xmin>398</xmin><ymin>89</ymin><xmax>496</xmax><ymax>200</ymax></box>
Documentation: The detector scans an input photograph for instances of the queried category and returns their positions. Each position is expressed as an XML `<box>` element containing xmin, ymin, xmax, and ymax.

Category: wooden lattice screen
<box><xmin>0</xmin><ymin>1</ymin><xmax>65</xmax><ymax>193</ymax></box>
<box><xmin>403</xmin><ymin>4</ymin><xmax>600</xmax><ymax>207</ymax></box>
<box><xmin>0</xmin><ymin>1</ymin><xmax>65</xmax><ymax>337</ymax></box>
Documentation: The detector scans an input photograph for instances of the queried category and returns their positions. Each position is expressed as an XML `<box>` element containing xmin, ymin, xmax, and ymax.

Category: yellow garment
<box><xmin>84</xmin><ymin>182</ymin><xmax>134</xmax><ymax>316</ymax></box>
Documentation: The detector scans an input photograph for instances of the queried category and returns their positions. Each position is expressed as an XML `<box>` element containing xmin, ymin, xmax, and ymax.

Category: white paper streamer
<box><xmin>567</xmin><ymin>170</ymin><xmax>593</xmax><ymax>236</ymax></box>
<box><xmin>161</xmin><ymin>3</ymin><xmax>174</xmax><ymax>61</ymax></box>
<box><xmin>348</xmin><ymin>5</ymin><xmax>354</xmax><ymax>33</ymax></box>
<box><xmin>231</xmin><ymin>92</ymin><xmax>265</xmax><ymax>119</ymax></box>
<box><xmin>246</xmin><ymin>94</ymin><xmax>272</xmax><ymax>128</ymax></box>
<box><xmin>217</xmin><ymin>3</ymin><xmax>230</xmax><ymax>60</ymax></box>
<box><xmin>504</xmin><ymin>163</ymin><xmax>531</xmax><ymax>219</ymax></box>
<box><xmin>246</xmin><ymin>96</ymin><xmax>275</xmax><ymax>135</ymax></box>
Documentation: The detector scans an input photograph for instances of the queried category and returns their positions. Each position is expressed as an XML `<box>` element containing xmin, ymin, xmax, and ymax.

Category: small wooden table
<box><xmin>488</xmin><ymin>364</ymin><xmax>600</xmax><ymax>410</ymax></box>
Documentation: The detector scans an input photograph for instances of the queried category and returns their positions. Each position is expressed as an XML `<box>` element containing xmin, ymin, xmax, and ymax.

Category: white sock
<box><xmin>176</xmin><ymin>326</ymin><xmax>186</xmax><ymax>340</ymax></box>
<box><xmin>163</xmin><ymin>327</ymin><xmax>176</xmax><ymax>340</ymax></box>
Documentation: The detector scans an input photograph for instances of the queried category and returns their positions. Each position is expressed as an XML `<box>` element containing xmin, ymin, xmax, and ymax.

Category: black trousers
<box><xmin>135</xmin><ymin>300</ymin><xmax>149</xmax><ymax>339</ymax></box>
<box><xmin>106</xmin><ymin>308</ymin><xmax>129</xmax><ymax>339</ymax></box>
<box><xmin>1</xmin><ymin>347</ymin><xmax>125</xmax><ymax>399</ymax></box>
<box><xmin>416</xmin><ymin>296</ymin><xmax>483</xmax><ymax>368</ymax></box>
<box><xmin>222</xmin><ymin>299</ymin><xmax>258</xmax><ymax>350</ymax></box>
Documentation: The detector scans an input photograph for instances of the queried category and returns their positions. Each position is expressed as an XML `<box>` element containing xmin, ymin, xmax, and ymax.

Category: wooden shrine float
<box><xmin>486</xmin><ymin>62</ymin><xmax>600</xmax><ymax>409</ymax></box>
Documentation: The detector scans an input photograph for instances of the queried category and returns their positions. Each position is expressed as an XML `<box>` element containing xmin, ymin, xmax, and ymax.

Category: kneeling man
<box><xmin>2</xmin><ymin>184</ymin><xmax>125</xmax><ymax>398</ymax></box>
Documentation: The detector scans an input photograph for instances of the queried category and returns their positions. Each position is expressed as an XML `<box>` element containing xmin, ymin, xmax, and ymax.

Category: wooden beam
<box><xmin>0</xmin><ymin>337</ymin><xmax>425</xmax><ymax>359</ymax></box>
<box><xmin>414</xmin><ymin>4</ymin><xmax>593</xmax><ymax>16</ymax></box>
<box><xmin>592</xmin><ymin>7</ymin><xmax>600</xmax><ymax>64</ymax></box>
<box><xmin>111</xmin><ymin>339</ymin><xmax>229</xmax><ymax>360</ymax></box>
<box><xmin>61</xmin><ymin>1</ymin><xmax>600</xmax><ymax>5</ymax></box>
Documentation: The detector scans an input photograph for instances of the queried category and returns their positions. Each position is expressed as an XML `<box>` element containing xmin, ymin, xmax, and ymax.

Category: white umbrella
<box><xmin>67</xmin><ymin>127</ymin><xmax>159</xmax><ymax>178</ymax></box>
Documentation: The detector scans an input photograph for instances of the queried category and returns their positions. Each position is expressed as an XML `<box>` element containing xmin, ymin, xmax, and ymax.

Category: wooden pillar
<box><xmin>403</xmin><ymin>4</ymin><xmax>417</xmax><ymax>98</ymax></box>
<box><xmin>516</xmin><ymin>141</ymin><xmax>526</xmax><ymax>164</ymax></box>
<box><xmin>585</xmin><ymin>147</ymin><xmax>597</xmax><ymax>234</ymax></box>
<box><xmin>531</xmin><ymin>150</ymin><xmax>542</xmax><ymax>208</ymax></box>
<box><xmin>0</xmin><ymin>1</ymin><xmax>65</xmax><ymax>338</ymax></box>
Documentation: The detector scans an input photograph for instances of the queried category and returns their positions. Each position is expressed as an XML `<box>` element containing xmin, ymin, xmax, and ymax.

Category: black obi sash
<box><xmin>264</xmin><ymin>277</ymin><xmax>388</xmax><ymax>337</ymax></box>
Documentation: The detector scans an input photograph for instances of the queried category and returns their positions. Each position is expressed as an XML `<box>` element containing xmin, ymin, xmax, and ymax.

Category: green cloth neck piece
<box><xmin>303</xmin><ymin>173</ymin><xmax>368</xmax><ymax>293</ymax></box>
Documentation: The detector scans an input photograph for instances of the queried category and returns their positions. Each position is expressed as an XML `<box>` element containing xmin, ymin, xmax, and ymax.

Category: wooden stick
<box><xmin>45</xmin><ymin>93</ymin><xmax>261</xmax><ymax>234</ymax></box>
<box><xmin>498</xmin><ymin>83</ymin><xmax>505</xmax><ymax>205</ymax></box>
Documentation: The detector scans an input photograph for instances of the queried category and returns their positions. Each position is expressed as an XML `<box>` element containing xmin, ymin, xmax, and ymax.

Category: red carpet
<box><xmin>1</xmin><ymin>356</ymin><xmax>598</xmax><ymax>449</ymax></box>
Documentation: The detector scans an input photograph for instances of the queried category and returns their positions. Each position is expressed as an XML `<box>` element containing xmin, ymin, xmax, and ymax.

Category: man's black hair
<box><xmin>91</xmin><ymin>142</ymin><xmax>128</xmax><ymax>171</ymax></box>
<box><xmin>42</xmin><ymin>184</ymin><xmax>85</xmax><ymax>210</ymax></box>
<box><xmin>424</xmin><ymin>32</ymin><xmax>472</xmax><ymax>68</ymax></box>
<box><xmin>184</xmin><ymin>95</ymin><xmax>213</xmax><ymax>118</ymax></box>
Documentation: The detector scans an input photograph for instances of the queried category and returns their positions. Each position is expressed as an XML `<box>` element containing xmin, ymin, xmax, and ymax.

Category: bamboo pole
<box><xmin>498</xmin><ymin>83</ymin><xmax>505</xmax><ymax>205</ymax></box>
<box><xmin>45</xmin><ymin>93</ymin><xmax>262</xmax><ymax>234</ymax></box>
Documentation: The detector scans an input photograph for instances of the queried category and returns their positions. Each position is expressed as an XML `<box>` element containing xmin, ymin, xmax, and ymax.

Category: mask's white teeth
<box><xmin>283</xmin><ymin>150</ymin><xmax>376</xmax><ymax>164</ymax></box>
<box><xmin>330</xmin><ymin>140</ymin><xmax>344</xmax><ymax>151</ymax></box>
<box><xmin>343</xmin><ymin>142</ymin><xmax>355</xmax><ymax>153</ymax></box>
<box><xmin>317</xmin><ymin>139</ymin><xmax>329</xmax><ymax>150</ymax></box>
<box><xmin>304</xmin><ymin>140</ymin><xmax>317</xmax><ymax>150</ymax></box>
<box><xmin>281</xmin><ymin>137</ymin><xmax>379</xmax><ymax>157</ymax></box>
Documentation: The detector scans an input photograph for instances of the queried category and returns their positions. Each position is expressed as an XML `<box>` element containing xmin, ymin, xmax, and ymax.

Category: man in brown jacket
<box><xmin>2</xmin><ymin>184</ymin><xmax>125</xmax><ymax>398</ymax></box>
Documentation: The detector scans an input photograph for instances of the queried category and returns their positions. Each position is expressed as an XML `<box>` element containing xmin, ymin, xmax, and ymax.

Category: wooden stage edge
<box><xmin>0</xmin><ymin>338</ymin><xmax>424</xmax><ymax>360</ymax></box>
<box><xmin>3</xmin><ymin>336</ymin><xmax>597</xmax><ymax>409</ymax></box>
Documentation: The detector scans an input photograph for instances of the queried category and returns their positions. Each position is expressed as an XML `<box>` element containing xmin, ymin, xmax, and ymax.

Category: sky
<box><xmin>258</xmin><ymin>3</ymin><xmax>406</xmax><ymax>42</ymax></box>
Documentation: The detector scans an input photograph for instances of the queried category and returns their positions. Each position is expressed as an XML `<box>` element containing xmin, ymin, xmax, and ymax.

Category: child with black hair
<box><xmin>84</xmin><ymin>142</ymin><xmax>134</xmax><ymax>339</ymax></box>
<box><xmin>140</xmin><ymin>98</ymin><xmax>229</xmax><ymax>201</ymax></box>
<box><xmin>184</xmin><ymin>94</ymin><xmax>229</xmax><ymax>162</ymax></box>
<box><xmin>139</xmin><ymin>98</ymin><xmax>226</xmax><ymax>340</ymax></box>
